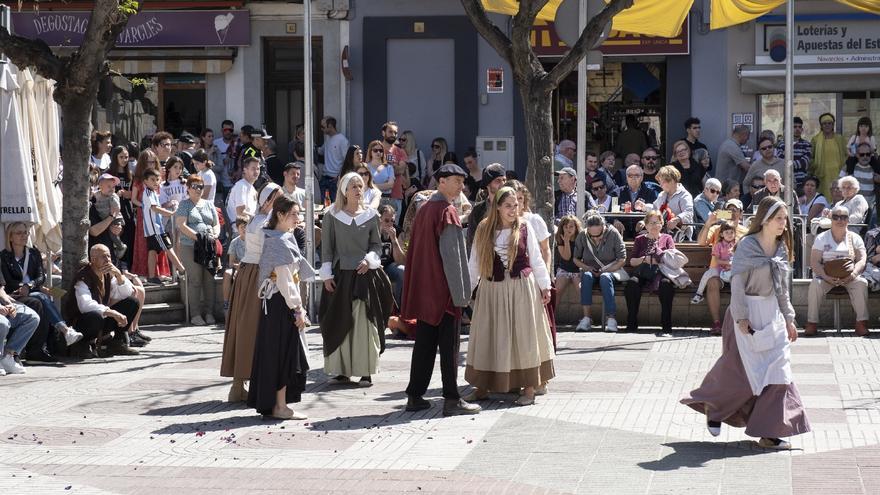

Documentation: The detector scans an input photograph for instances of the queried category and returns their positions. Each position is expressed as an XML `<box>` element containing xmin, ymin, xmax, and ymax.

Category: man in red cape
<box><xmin>402</xmin><ymin>164</ymin><xmax>481</xmax><ymax>417</ymax></box>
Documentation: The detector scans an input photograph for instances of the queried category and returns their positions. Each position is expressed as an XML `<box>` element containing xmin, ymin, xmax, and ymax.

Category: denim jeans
<box><xmin>26</xmin><ymin>291</ymin><xmax>65</xmax><ymax>327</ymax></box>
<box><xmin>384</xmin><ymin>263</ymin><xmax>404</xmax><ymax>308</ymax></box>
<box><xmin>0</xmin><ymin>303</ymin><xmax>40</xmax><ymax>355</ymax></box>
<box><xmin>580</xmin><ymin>271</ymin><xmax>617</xmax><ymax>316</ymax></box>
<box><xmin>319</xmin><ymin>175</ymin><xmax>338</xmax><ymax>203</ymax></box>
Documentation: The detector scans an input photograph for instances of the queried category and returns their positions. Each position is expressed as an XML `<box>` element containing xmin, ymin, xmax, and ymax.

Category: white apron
<box><xmin>734</xmin><ymin>295</ymin><xmax>792</xmax><ymax>396</ymax></box>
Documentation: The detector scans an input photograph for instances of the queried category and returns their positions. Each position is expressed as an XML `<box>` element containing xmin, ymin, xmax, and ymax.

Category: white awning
<box><xmin>739</xmin><ymin>63</ymin><xmax>880</xmax><ymax>94</ymax></box>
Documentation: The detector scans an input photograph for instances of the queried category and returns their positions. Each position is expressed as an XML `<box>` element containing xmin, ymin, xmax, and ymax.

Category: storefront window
<box><xmin>759</xmin><ymin>93</ymin><xmax>837</xmax><ymax>142</ymax></box>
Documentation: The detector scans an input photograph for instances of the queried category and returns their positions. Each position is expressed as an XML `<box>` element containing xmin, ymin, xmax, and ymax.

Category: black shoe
<box><xmin>25</xmin><ymin>348</ymin><xmax>58</xmax><ymax>363</ymax></box>
<box><xmin>405</xmin><ymin>396</ymin><xmax>431</xmax><ymax>412</ymax></box>
<box><xmin>443</xmin><ymin>398</ymin><xmax>482</xmax><ymax>416</ymax></box>
<box><xmin>134</xmin><ymin>329</ymin><xmax>152</xmax><ymax>342</ymax></box>
<box><xmin>129</xmin><ymin>334</ymin><xmax>147</xmax><ymax>348</ymax></box>
<box><xmin>145</xmin><ymin>277</ymin><xmax>164</xmax><ymax>286</ymax></box>
<box><xmin>106</xmin><ymin>340</ymin><xmax>140</xmax><ymax>356</ymax></box>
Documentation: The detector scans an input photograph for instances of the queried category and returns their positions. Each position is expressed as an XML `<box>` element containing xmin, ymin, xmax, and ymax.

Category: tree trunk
<box><xmin>520</xmin><ymin>84</ymin><xmax>555</xmax><ymax>228</ymax></box>
<box><xmin>59</xmin><ymin>96</ymin><xmax>94</xmax><ymax>288</ymax></box>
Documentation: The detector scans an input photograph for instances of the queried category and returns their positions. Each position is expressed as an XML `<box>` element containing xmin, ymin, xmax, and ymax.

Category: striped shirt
<box><xmin>851</xmin><ymin>162</ymin><xmax>875</xmax><ymax>206</ymax></box>
<box><xmin>775</xmin><ymin>137</ymin><xmax>812</xmax><ymax>191</ymax></box>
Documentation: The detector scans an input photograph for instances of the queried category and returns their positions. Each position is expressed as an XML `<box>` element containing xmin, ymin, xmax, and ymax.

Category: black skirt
<box><xmin>247</xmin><ymin>292</ymin><xmax>309</xmax><ymax>415</ymax></box>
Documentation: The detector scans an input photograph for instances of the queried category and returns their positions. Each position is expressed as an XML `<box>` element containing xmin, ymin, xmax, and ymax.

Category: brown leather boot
<box><xmin>855</xmin><ymin>320</ymin><xmax>870</xmax><ymax>337</ymax></box>
<box><xmin>804</xmin><ymin>322</ymin><xmax>818</xmax><ymax>336</ymax></box>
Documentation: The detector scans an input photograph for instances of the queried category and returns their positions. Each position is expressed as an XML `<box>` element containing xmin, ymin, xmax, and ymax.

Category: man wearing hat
<box><xmin>281</xmin><ymin>161</ymin><xmax>307</xmax><ymax>206</ymax></box>
<box><xmin>466</xmin><ymin>163</ymin><xmax>506</xmax><ymax>249</ymax></box>
<box><xmin>90</xmin><ymin>173</ymin><xmax>127</xmax><ymax>265</ymax></box>
<box><xmin>234</xmin><ymin>125</ymin><xmax>261</xmax><ymax>181</ymax></box>
<box><xmin>695</xmin><ymin>198</ymin><xmax>749</xmax><ymax>335</ymax></box>
<box><xmin>249</xmin><ymin>128</ymin><xmax>273</xmax><ymax>190</ymax></box>
<box><xmin>554</xmin><ymin>167</ymin><xmax>578</xmax><ymax>222</ymax></box>
<box><xmin>177</xmin><ymin>132</ymin><xmax>198</xmax><ymax>175</ymax></box>
<box><xmin>402</xmin><ymin>164</ymin><xmax>481</xmax><ymax>417</ymax></box>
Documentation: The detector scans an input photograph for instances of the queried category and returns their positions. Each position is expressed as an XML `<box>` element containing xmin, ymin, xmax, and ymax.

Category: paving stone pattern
<box><xmin>2</xmin><ymin>324</ymin><xmax>880</xmax><ymax>494</ymax></box>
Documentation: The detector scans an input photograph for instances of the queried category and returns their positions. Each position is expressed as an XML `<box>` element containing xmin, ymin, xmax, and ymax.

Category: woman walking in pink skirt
<box><xmin>681</xmin><ymin>196</ymin><xmax>810</xmax><ymax>449</ymax></box>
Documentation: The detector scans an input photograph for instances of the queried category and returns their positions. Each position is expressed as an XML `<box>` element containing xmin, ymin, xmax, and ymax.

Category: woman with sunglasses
<box><xmin>365</xmin><ymin>139</ymin><xmax>395</xmax><ymax>198</ymax></box>
<box><xmin>174</xmin><ymin>175</ymin><xmax>221</xmax><ymax>326</ymax></box>
<box><xmin>356</xmin><ymin>164</ymin><xmax>382</xmax><ymax>210</ymax></box>
<box><xmin>693</xmin><ymin>178</ymin><xmax>724</xmax><ymax>225</ymax></box>
<box><xmin>426</xmin><ymin>138</ymin><xmax>448</xmax><ymax>187</ymax></box>
<box><xmin>807</xmin><ymin>204</ymin><xmax>870</xmax><ymax>337</ymax></box>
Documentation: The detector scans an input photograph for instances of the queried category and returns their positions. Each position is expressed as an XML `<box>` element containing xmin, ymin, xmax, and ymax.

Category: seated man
<box><xmin>613</xmin><ymin>164</ymin><xmax>657</xmax><ymax>239</ymax></box>
<box><xmin>378</xmin><ymin>204</ymin><xmax>406</xmax><ymax>307</ymax></box>
<box><xmin>750</xmin><ymin>169</ymin><xmax>786</xmax><ymax>207</ymax></box>
<box><xmin>695</xmin><ymin>198</ymin><xmax>748</xmax><ymax>335</ymax></box>
<box><xmin>63</xmin><ymin>245</ymin><xmax>142</xmax><ymax>358</ymax></box>
<box><xmin>0</xmin><ymin>282</ymin><xmax>40</xmax><ymax>375</ymax></box>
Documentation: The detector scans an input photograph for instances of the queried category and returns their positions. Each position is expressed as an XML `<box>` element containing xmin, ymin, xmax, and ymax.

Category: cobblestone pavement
<box><xmin>2</xmin><ymin>323</ymin><xmax>880</xmax><ymax>494</ymax></box>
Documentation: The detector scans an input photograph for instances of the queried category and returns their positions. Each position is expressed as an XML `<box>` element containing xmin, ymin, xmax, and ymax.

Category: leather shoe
<box><xmin>25</xmin><ymin>348</ymin><xmax>58</xmax><ymax>363</ymax></box>
<box><xmin>405</xmin><ymin>396</ymin><xmax>431</xmax><ymax>412</ymax></box>
<box><xmin>134</xmin><ymin>329</ymin><xmax>152</xmax><ymax>342</ymax></box>
<box><xmin>443</xmin><ymin>398</ymin><xmax>481</xmax><ymax>416</ymax></box>
<box><xmin>106</xmin><ymin>340</ymin><xmax>140</xmax><ymax>356</ymax></box>
<box><xmin>129</xmin><ymin>334</ymin><xmax>148</xmax><ymax>347</ymax></box>
<box><xmin>855</xmin><ymin>320</ymin><xmax>870</xmax><ymax>337</ymax></box>
<box><xmin>804</xmin><ymin>322</ymin><xmax>818</xmax><ymax>336</ymax></box>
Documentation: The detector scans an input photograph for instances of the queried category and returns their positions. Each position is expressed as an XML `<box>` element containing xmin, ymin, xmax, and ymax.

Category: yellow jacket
<box><xmin>809</xmin><ymin>132</ymin><xmax>848</xmax><ymax>198</ymax></box>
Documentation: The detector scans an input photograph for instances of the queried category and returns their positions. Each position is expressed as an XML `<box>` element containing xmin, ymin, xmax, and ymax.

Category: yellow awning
<box><xmin>483</xmin><ymin>0</ymin><xmax>880</xmax><ymax>38</ymax></box>
<box><xmin>711</xmin><ymin>0</ymin><xmax>880</xmax><ymax>29</ymax></box>
<box><xmin>481</xmin><ymin>0</ymin><xmax>693</xmax><ymax>38</ymax></box>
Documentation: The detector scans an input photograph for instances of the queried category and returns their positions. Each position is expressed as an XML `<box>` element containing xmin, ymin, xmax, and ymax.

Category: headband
<box><xmin>494</xmin><ymin>186</ymin><xmax>515</xmax><ymax>204</ymax></box>
<box><xmin>337</xmin><ymin>171</ymin><xmax>363</xmax><ymax>203</ymax></box>
<box><xmin>762</xmin><ymin>200</ymin><xmax>785</xmax><ymax>225</ymax></box>
<box><xmin>820</xmin><ymin>115</ymin><xmax>835</xmax><ymax>124</ymax></box>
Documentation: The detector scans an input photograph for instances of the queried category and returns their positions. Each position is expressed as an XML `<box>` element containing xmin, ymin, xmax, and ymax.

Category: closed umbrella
<box><xmin>22</xmin><ymin>68</ymin><xmax>63</xmax><ymax>252</ymax></box>
<box><xmin>0</xmin><ymin>62</ymin><xmax>40</xmax><ymax>238</ymax></box>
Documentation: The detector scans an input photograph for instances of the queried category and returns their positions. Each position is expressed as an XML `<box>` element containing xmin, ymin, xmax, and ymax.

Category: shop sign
<box><xmin>487</xmin><ymin>68</ymin><xmax>504</xmax><ymax>93</ymax></box>
<box><xmin>532</xmin><ymin>19</ymin><xmax>689</xmax><ymax>58</ymax></box>
<box><xmin>756</xmin><ymin>17</ymin><xmax>880</xmax><ymax>65</ymax></box>
<box><xmin>10</xmin><ymin>10</ymin><xmax>250</xmax><ymax>48</ymax></box>
<box><xmin>731</xmin><ymin>112</ymin><xmax>754</xmax><ymax>133</ymax></box>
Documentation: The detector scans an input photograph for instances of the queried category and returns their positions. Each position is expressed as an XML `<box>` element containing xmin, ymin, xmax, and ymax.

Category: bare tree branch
<box><xmin>509</xmin><ymin>0</ymin><xmax>551</xmax><ymax>88</ymax></box>
<box><xmin>544</xmin><ymin>0</ymin><xmax>635</xmax><ymax>91</ymax></box>
<box><xmin>0</xmin><ymin>27</ymin><xmax>66</xmax><ymax>82</ymax></box>
<box><xmin>459</xmin><ymin>0</ymin><xmax>514</xmax><ymax>63</ymax></box>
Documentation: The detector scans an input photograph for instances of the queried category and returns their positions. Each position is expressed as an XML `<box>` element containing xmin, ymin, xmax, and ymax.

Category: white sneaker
<box><xmin>576</xmin><ymin>316</ymin><xmax>592</xmax><ymax>332</ymax></box>
<box><xmin>605</xmin><ymin>317</ymin><xmax>618</xmax><ymax>333</ymax></box>
<box><xmin>205</xmin><ymin>314</ymin><xmax>216</xmax><ymax>325</ymax></box>
<box><xmin>690</xmin><ymin>294</ymin><xmax>704</xmax><ymax>304</ymax></box>
<box><xmin>0</xmin><ymin>367</ymin><xmax>6</xmax><ymax>376</ymax></box>
<box><xmin>65</xmin><ymin>326</ymin><xmax>84</xmax><ymax>346</ymax></box>
<box><xmin>190</xmin><ymin>315</ymin><xmax>207</xmax><ymax>326</ymax></box>
<box><xmin>0</xmin><ymin>354</ymin><xmax>25</xmax><ymax>374</ymax></box>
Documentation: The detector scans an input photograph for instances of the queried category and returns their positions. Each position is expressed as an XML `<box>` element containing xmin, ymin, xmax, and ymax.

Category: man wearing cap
<box><xmin>466</xmin><ymin>163</ymin><xmax>506</xmax><ymax>249</ymax></box>
<box><xmin>554</xmin><ymin>167</ymin><xmax>578</xmax><ymax>222</ymax></box>
<box><xmin>177</xmin><ymin>132</ymin><xmax>198</xmax><ymax>175</ymax></box>
<box><xmin>234</xmin><ymin>125</ymin><xmax>261</xmax><ymax>181</ymax></box>
<box><xmin>810</xmin><ymin>113</ymin><xmax>848</xmax><ymax>199</ymax></box>
<box><xmin>403</xmin><ymin>164</ymin><xmax>481</xmax><ymax>417</ymax></box>
<box><xmin>554</xmin><ymin>139</ymin><xmax>576</xmax><ymax>173</ymax></box>
<box><xmin>695</xmin><ymin>198</ymin><xmax>748</xmax><ymax>335</ymax></box>
<box><xmin>249</xmin><ymin>129</ymin><xmax>273</xmax><ymax>190</ymax></box>
<box><xmin>227</xmin><ymin>157</ymin><xmax>259</xmax><ymax>224</ymax></box>
<box><xmin>281</xmin><ymin>161</ymin><xmax>307</xmax><ymax>206</ymax></box>
<box><xmin>89</xmin><ymin>173</ymin><xmax>126</xmax><ymax>266</ymax></box>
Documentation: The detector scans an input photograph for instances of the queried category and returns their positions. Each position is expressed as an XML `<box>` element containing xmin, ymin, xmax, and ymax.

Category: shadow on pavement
<box><xmin>638</xmin><ymin>441</ymin><xmax>765</xmax><ymax>471</ymax></box>
<box><xmin>149</xmin><ymin>414</ymin><xmax>266</xmax><ymax>435</ymax></box>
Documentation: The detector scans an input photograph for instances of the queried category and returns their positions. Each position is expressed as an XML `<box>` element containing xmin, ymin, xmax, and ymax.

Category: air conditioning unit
<box><xmin>475</xmin><ymin>136</ymin><xmax>514</xmax><ymax>171</ymax></box>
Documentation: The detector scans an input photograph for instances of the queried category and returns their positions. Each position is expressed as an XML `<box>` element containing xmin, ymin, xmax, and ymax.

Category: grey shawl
<box><xmin>730</xmin><ymin>234</ymin><xmax>790</xmax><ymax>294</ymax></box>
<box><xmin>259</xmin><ymin>229</ymin><xmax>317</xmax><ymax>282</ymax></box>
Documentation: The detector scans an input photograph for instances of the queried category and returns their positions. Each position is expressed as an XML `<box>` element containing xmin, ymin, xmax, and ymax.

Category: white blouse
<box><xmin>241</xmin><ymin>213</ymin><xmax>268</xmax><ymax>264</ymax></box>
<box><xmin>467</xmin><ymin>222</ymin><xmax>552</xmax><ymax>292</ymax></box>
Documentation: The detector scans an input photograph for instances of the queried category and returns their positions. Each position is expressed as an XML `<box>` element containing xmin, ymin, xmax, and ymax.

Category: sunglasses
<box><xmin>398</xmin><ymin>138</ymin><xmax>407</xmax><ymax>143</ymax></box>
<box><xmin>190</xmin><ymin>184</ymin><xmax>204</xmax><ymax>191</ymax></box>
<box><xmin>707</xmin><ymin>188</ymin><xmax>720</xmax><ymax>194</ymax></box>
<box><xmin>372</xmin><ymin>148</ymin><xmax>383</xmax><ymax>153</ymax></box>
<box><xmin>359</xmin><ymin>172</ymin><xmax>371</xmax><ymax>178</ymax></box>
<box><xmin>858</xmin><ymin>153</ymin><xmax>872</xmax><ymax>158</ymax></box>
<box><xmin>642</xmin><ymin>156</ymin><xmax>658</xmax><ymax>161</ymax></box>
<box><xmin>759</xmin><ymin>146</ymin><xmax>773</xmax><ymax>151</ymax></box>
<box><xmin>591</xmin><ymin>185</ymin><xmax>605</xmax><ymax>192</ymax></box>
<box><xmin>832</xmin><ymin>214</ymin><xmax>849</xmax><ymax>221</ymax></box>
<box><xmin>751</xmin><ymin>184</ymin><xmax>763</xmax><ymax>190</ymax></box>
<box><xmin>431</xmin><ymin>144</ymin><xmax>441</xmax><ymax>149</ymax></box>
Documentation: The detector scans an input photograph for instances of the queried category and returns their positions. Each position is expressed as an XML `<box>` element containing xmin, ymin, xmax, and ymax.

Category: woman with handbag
<box><xmin>624</xmin><ymin>210</ymin><xmax>676</xmax><ymax>334</ymax></box>
<box><xmin>573</xmin><ymin>213</ymin><xmax>627</xmax><ymax>333</ymax></box>
<box><xmin>682</xmin><ymin>196</ymin><xmax>810</xmax><ymax>450</ymax></box>
<box><xmin>174</xmin><ymin>175</ymin><xmax>221</xmax><ymax>326</ymax></box>
<box><xmin>806</xmin><ymin>205</ymin><xmax>870</xmax><ymax>336</ymax></box>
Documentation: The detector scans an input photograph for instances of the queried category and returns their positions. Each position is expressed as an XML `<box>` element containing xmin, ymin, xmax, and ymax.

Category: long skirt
<box><xmin>466</xmin><ymin>274</ymin><xmax>555</xmax><ymax>391</ymax></box>
<box><xmin>247</xmin><ymin>292</ymin><xmax>309</xmax><ymax>415</ymax></box>
<box><xmin>130</xmin><ymin>211</ymin><xmax>170</xmax><ymax>278</ymax></box>
<box><xmin>319</xmin><ymin>268</ymin><xmax>393</xmax><ymax>377</ymax></box>
<box><xmin>220</xmin><ymin>262</ymin><xmax>262</xmax><ymax>378</ymax></box>
<box><xmin>681</xmin><ymin>302</ymin><xmax>811</xmax><ymax>439</ymax></box>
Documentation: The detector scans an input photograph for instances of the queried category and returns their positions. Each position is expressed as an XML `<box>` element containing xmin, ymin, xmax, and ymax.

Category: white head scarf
<box><xmin>335</xmin><ymin>171</ymin><xmax>365</xmax><ymax>211</ymax></box>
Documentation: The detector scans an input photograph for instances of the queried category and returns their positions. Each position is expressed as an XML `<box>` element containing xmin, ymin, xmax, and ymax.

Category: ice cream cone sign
<box><xmin>214</xmin><ymin>13</ymin><xmax>235</xmax><ymax>44</ymax></box>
